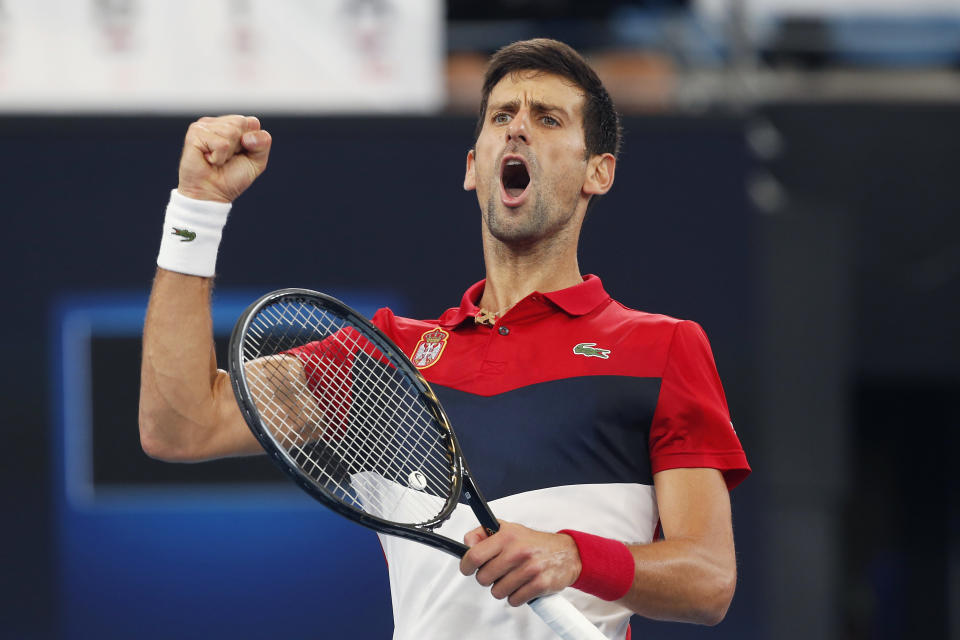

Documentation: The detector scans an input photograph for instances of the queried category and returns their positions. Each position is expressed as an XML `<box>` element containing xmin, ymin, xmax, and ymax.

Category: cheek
<box><xmin>474</xmin><ymin>141</ymin><xmax>498</xmax><ymax>184</ymax></box>
<box><xmin>564</xmin><ymin>142</ymin><xmax>590</xmax><ymax>180</ymax></box>
<box><xmin>474</xmin><ymin>164</ymin><xmax>494</xmax><ymax>197</ymax></box>
<box><xmin>545</xmin><ymin>158</ymin><xmax>586</xmax><ymax>192</ymax></box>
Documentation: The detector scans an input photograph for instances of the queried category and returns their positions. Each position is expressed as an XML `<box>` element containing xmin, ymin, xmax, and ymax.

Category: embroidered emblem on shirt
<box><xmin>573</xmin><ymin>342</ymin><xmax>611</xmax><ymax>359</ymax></box>
<box><xmin>411</xmin><ymin>327</ymin><xmax>449</xmax><ymax>369</ymax></box>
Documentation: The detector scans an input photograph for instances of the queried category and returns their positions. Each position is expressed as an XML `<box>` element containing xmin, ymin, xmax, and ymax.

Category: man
<box><xmin>140</xmin><ymin>39</ymin><xmax>749</xmax><ymax>639</ymax></box>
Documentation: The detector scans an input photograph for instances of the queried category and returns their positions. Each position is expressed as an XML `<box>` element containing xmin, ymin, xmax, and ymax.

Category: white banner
<box><xmin>0</xmin><ymin>0</ymin><xmax>443</xmax><ymax>113</ymax></box>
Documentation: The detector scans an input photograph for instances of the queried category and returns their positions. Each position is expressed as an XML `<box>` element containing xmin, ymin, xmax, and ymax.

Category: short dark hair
<box><xmin>473</xmin><ymin>38</ymin><xmax>622</xmax><ymax>159</ymax></box>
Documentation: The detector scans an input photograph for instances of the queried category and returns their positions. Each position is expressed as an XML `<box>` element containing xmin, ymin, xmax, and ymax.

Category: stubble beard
<box><xmin>483</xmin><ymin>180</ymin><xmax>580</xmax><ymax>251</ymax></box>
<box><xmin>484</xmin><ymin>188</ymin><xmax>548</xmax><ymax>246</ymax></box>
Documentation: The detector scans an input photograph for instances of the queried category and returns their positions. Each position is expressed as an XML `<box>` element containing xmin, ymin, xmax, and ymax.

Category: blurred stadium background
<box><xmin>1</xmin><ymin>0</ymin><xmax>957</xmax><ymax>638</ymax></box>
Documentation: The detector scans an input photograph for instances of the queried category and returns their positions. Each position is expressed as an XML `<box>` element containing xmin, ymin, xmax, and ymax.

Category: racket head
<box><xmin>228</xmin><ymin>288</ymin><xmax>465</xmax><ymax>539</ymax></box>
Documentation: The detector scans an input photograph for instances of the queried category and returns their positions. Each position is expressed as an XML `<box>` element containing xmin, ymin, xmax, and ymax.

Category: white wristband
<box><xmin>156</xmin><ymin>189</ymin><xmax>232</xmax><ymax>277</ymax></box>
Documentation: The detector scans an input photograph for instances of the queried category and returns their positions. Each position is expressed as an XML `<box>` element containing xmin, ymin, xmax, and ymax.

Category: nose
<box><xmin>505</xmin><ymin>109</ymin><xmax>530</xmax><ymax>145</ymax></box>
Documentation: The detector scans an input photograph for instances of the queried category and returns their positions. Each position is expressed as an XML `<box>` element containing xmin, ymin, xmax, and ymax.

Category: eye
<box><xmin>541</xmin><ymin>115</ymin><xmax>559</xmax><ymax>127</ymax></box>
<box><xmin>493</xmin><ymin>112</ymin><xmax>511</xmax><ymax>125</ymax></box>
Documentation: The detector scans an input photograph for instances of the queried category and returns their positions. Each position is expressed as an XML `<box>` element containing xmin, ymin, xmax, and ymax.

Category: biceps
<box><xmin>653</xmin><ymin>468</ymin><xmax>735</xmax><ymax>558</ymax></box>
<box><xmin>224</xmin><ymin>355</ymin><xmax>326</xmax><ymax>455</ymax></box>
<box><xmin>185</xmin><ymin>368</ymin><xmax>264</xmax><ymax>458</ymax></box>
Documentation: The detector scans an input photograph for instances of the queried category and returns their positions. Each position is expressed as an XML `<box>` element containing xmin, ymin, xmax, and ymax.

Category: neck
<box><xmin>478</xmin><ymin>230</ymin><xmax>583</xmax><ymax>315</ymax></box>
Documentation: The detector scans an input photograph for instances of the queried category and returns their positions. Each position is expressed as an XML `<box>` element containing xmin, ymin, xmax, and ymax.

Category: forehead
<box><xmin>487</xmin><ymin>71</ymin><xmax>586</xmax><ymax>118</ymax></box>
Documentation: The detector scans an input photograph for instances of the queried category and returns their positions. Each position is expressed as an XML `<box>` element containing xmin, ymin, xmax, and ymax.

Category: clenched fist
<box><xmin>177</xmin><ymin>115</ymin><xmax>272</xmax><ymax>203</ymax></box>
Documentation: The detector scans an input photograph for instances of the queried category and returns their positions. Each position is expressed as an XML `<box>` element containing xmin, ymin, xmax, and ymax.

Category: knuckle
<box><xmin>510</xmin><ymin>547</ymin><xmax>533</xmax><ymax>564</ymax></box>
<box><xmin>529</xmin><ymin>557</ymin><xmax>546</xmax><ymax>574</ymax></box>
<box><xmin>529</xmin><ymin>575</ymin><xmax>547</xmax><ymax>593</ymax></box>
<box><xmin>224</xmin><ymin>114</ymin><xmax>247</xmax><ymax>128</ymax></box>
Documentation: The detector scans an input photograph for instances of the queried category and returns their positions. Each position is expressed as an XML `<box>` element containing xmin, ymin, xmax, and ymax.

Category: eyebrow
<box><xmin>490</xmin><ymin>99</ymin><xmax>570</xmax><ymax>119</ymax></box>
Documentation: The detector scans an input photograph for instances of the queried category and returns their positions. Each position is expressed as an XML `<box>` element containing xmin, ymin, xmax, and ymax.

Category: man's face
<box><xmin>465</xmin><ymin>71</ymin><xmax>592</xmax><ymax>247</ymax></box>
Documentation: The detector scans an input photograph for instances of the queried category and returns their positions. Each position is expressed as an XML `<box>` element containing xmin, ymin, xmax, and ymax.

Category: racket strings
<box><xmin>246</xmin><ymin>353</ymin><xmax>451</xmax><ymax>523</ymax></box>
<box><xmin>244</xmin><ymin>324</ymin><xmax>439</xmax><ymax>520</ymax></box>
<box><xmin>240</xmin><ymin>299</ymin><xmax>456</xmax><ymax>526</ymax></box>
<box><xmin>300</xmin><ymin>335</ymin><xmax>456</xmax><ymax>518</ymax></box>
<box><xmin>248</xmin><ymin>306</ymin><xmax>454</xmax><ymax>488</ymax></box>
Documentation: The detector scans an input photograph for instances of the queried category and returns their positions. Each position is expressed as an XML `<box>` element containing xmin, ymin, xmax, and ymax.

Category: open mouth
<box><xmin>501</xmin><ymin>157</ymin><xmax>530</xmax><ymax>199</ymax></box>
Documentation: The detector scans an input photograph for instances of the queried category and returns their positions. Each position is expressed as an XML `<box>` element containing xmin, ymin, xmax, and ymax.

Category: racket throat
<box><xmin>462</xmin><ymin>471</ymin><xmax>500</xmax><ymax>535</ymax></box>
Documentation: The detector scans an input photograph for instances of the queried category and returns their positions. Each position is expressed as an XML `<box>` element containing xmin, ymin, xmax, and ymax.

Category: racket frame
<box><xmin>228</xmin><ymin>288</ymin><xmax>496</xmax><ymax>558</ymax></box>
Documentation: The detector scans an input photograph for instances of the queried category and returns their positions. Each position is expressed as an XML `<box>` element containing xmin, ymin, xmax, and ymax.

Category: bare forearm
<box><xmin>139</xmin><ymin>268</ymin><xmax>247</xmax><ymax>460</ymax></box>
<box><xmin>620</xmin><ymin>537</ymin><xmax>736</xmax><ymax>626</ymax></box>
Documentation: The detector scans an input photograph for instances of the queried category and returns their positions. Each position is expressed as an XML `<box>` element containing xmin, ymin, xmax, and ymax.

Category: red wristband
<box><xmin>559</xmin><ymin>529</ymin><xmax>634</xmax><ymax>601</ymax></box>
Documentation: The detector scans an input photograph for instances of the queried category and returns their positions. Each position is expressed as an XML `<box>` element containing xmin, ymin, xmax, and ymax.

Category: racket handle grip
<box><xmin>528</xmin><ymin>593</ymin><xmax>609</xmax><ymax>640</ymax></box>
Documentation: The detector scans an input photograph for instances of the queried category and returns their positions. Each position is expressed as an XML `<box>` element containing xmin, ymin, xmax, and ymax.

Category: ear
<box><xmin>463</xmin><ymin>149</ymin><xmax>477</xmax><ymax>191</ymax></box>
<box><xmin>583</xmin><ymin>153</ymin><xmax>616</xmax><ymax>196</ymax></box>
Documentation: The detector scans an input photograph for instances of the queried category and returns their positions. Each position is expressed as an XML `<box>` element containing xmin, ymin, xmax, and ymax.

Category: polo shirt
<box><xmin>364</xmin><ymin>275</ymin><xmax>750</xmax><ymax>640</ymax></box>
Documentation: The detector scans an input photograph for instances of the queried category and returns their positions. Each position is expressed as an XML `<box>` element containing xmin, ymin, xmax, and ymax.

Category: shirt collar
<box><xmin>438</xmin><ymin>274</ymin><xmax>609</xmax><ymax>328</ymax></box>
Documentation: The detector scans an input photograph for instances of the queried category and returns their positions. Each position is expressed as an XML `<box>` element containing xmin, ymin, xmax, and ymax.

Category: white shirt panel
<box><xmin>381</xmin><ymin>482</ymin><xmax>658</xmax><ymax>640</ymax></box>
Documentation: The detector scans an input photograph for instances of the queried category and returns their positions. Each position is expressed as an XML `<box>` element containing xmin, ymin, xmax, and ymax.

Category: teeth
<box><xmin>506</xmin><ymin>160</ymin><xmax>522</xmax><ymax>166</ymax></box>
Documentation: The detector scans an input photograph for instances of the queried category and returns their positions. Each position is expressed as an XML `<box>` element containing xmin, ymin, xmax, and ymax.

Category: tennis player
<box><xmin>140</xmin><ymin>38</ymin><xmax>749</xmax><ymax>639</ymax></box>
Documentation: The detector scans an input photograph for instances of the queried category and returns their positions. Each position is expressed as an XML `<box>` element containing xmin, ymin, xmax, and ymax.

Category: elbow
<box><xmin>138</xmin><ymin>413</ymin><xmax>182</xmax><ymax>462</ymax></box>
<box><xmin>698</xmin><ymin>568</ymin><xmax>737</xmax><ymax>626</ymax></box>
<box><xmin>139</xmin><ymin>428</ymin><xmax>174</xmax><ymax>462</ymax></box>
<box><xmin>138</xmin><ymin>404</ymin><xmax>205</xmax><ymax>463</ymax></box>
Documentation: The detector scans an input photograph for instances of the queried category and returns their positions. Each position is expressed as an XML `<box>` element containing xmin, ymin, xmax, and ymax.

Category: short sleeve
<box><xmin>282</xmin><ymin>314</ymin><xmax>393</xmax><ymax>439</ymax></box>
<box><xmin>649</xmin><ymin>321</ymin><xmax>750</xmax><ymax>489</ymax></box>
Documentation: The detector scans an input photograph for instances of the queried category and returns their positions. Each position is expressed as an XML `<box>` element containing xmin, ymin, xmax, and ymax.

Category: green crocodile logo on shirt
<box><xmin>573</xmin><ymin>342</ymin><xmax>611</xmax><ymax>359</ymax></box>
<box><xmin>171</xmin><ymin>227</ymin><xmax>197</xmax><ymax>242</ymax></box>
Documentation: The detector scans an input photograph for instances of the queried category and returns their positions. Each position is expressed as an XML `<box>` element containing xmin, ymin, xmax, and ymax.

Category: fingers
<box><xmin>496</xmin><ymin>569</ymin><xmax>550</xmax><ymax>608</ymax></box>
<box><xmin>459</xmin><ymin>530</ymin><xmax>500</xmax><ymax>576</ymax></box>
<box><xmin>195</xmin><ymin>128</ymin><xmax>242</xmax><ymax>166</ymax></box>
<box><xmin>463</xmin><ymin>535</ymin><xmax>548</xmax><ymax>606</ymax></box>
<box><xmin>178</xmin><ymin>114</ymin><xmax>271</xmax><ymax>203</ymax></box>
<box><xmin>241</xmin><ymin>129</ymin><xmax>272</xmax><ymax>167</ymax></box>
<box><xmin>460</xmin><ymin>523</ymin><xmax>583</xmax><ymax>607</ymax></box>
<box><xmin>463</xmin><ymin>525</ymin><xmax>490</xmax><ymax>548</ymax></box>
<box><xmin>189</xmin><ymin>115</ymin><xmax>261</xmax><ymax>160</ymax></box>
<box><xmin>191</xmin><ymin>117</ymin><xmax>251</xmax><ymax>165</ymax></box>
<box><xmin>197</xmin><ymin>114</ymin><xmax>259</xmax><ymax>131</ymax></box>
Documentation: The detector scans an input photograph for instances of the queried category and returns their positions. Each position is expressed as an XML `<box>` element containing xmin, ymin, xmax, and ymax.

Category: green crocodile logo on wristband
<box><xmin>171</xmin><ymin>227</ymin><xmax>197</xmax><ymax>242</ymax></box>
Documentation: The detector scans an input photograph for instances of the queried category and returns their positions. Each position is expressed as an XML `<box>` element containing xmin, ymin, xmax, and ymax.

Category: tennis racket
<box><xmin>228</xmin><ymin>288</ymin><xmax>609</xmax><ymax>640</ymax></box>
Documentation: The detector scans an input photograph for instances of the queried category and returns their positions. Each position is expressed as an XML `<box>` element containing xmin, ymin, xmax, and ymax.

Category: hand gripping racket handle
<box><xmin>529</xmin><ymin>593</ymin><xmax>610</xmax><ymax>640</ymax></box>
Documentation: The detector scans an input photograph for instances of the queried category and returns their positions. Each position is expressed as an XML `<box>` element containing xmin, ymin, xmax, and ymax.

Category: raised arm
<box><xmin>138</xmin><ymin>115</ymin><xmax>272</xmax><ymax>461</ymax></box>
